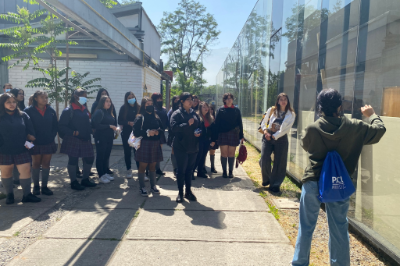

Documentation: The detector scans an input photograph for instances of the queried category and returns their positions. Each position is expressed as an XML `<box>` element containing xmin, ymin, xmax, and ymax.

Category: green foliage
<box><xmin>0</xmin><ymin>6</ymin><xmax>76</xmax><ymax>70</ymax></box>
<box><xmin>100</xmin><ymin>0</ymin><xmax>118</xmax><ymax>8</ymax></box>
<box><xmin>119</xmin><ymin>0</ymin><xmax>136</xmax><ymax>6</ymax></box>
<box><xmin>158</xmin><ymin>0</ymin><xmax>220</xmax><ymax>94</ymax></box>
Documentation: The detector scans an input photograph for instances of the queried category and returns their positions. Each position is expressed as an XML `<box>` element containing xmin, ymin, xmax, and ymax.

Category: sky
<box><xmin>140</xmin><ymin>0</ymin><xmax>257</xmax><ymax>86</ymax></box>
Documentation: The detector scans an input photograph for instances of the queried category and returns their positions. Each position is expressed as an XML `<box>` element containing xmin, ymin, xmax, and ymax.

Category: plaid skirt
<box><xmin>29</xmin><ymin>142</ymin><xmax>57</xmax><ymax>155</ymax></box>
<box><xmin>218</xmin><ymin>130</ymin><xmax>240</xmax><ymax>147</ymax></box>
<box><xmin>159</xmin><ymin>131</ymin><xmax>167</xmax><ymax>145</ymax></box>
<box><xmin>60</xmin><ymin>136</ymin><xmax>94</xmax><ymax>158</ymax></box>
<box><xmin>135</xmin><ymin>139</ymin><xmax>163</xmax><ymax>163</ymax></box>
<box><xmin>0</xmin><ymin>151</ymin><xmax>32</xmax><ymax>165</ymax></box>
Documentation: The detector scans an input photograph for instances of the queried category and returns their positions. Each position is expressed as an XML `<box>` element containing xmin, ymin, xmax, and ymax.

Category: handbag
<box><xmin>236</xmin><ymin>143</ymin><xmax>247</xmax><ymax>168</ymax></box>
<box><xmin>127</xmin><ymin>116</ymin><xmax>144</xmax><ymax>150</ymax></box>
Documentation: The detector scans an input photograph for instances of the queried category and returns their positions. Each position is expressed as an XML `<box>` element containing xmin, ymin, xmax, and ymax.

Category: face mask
<box><xmin>128</xmin><ymin>98</ymin><xmax>136</xmax><ymax>105</ymax></box>
<box><xmin>78</xmin><ymin>97</ymin><xmax>87</xmax><ymax>105</ymax></box>
<box><xmin>156</xmin><ymin>101</ymin><xmax>163</xmax><ymax>108</ymax></box>
<box><xmin>145</xmin><ymin>105</ymin><xmax>154</xmax><ymax>113</ymax></box>
<box><xmin>5</xmin><ymin>89</ymin><xmax>10</xmax><ymax>92</ymax></box>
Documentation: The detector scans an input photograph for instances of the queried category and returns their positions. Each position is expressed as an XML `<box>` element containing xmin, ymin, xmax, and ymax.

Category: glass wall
<box><xmin>216</xmin><ymin>0</ymin><xmax>400</xmax><ymax>259</ymax></box>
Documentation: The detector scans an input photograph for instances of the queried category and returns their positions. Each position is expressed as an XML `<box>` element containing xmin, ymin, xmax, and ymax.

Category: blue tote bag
<box><xmin>318</xmin><ymin>151</ymin><xmax>356</xmax><ymax>203</ymax></box>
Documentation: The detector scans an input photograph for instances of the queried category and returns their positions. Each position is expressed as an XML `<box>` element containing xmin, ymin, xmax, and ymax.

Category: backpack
<box><xmin>318</xmin><ymin>150</ymin><xmax>356</xmax><ymax>203</ymax></box>
<box><xmin>258</xmin><ymin>107</ymin><xmax>275</xmax><ymax>134</ymax></box>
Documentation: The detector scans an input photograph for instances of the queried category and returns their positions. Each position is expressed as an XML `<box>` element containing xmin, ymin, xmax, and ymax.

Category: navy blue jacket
<box><xmin>118</xmin><ymin>104</ymin><xmax>138</xmax><ymax>138</ymax></box>
<box><xmin>214</xmin><ymin>106</ymin><xmax>244</xmax><ymax>141</ymax></box>
<box><xmin>155</xmin><ymin>107</ymin><xmax>168</xmax><ymax>130</ymax></box>
<box><xmin>0</xmin><ymin>111</ymin><xmax>35</xmax><ymax>155</ymax></box>
<box><xmin>24</xmin><ymin>105</ymin><xmax>58</xmax><ymax>145</ymax></box>
<box><xmin>91</xmin><ymin>108</ymin><xmax>117</xmax><ymax>140</ymax></box>
<box><xmin>58</xmin><ymin>106</ymin><xmax>92</xmax><ymax>141</ymax></box>
<box><xmin>92</xmin><ymin>101</ymin><xmax>116</xmax><ymax>118</ymax></box>
<box><xmin>133</xmin><ymin>112</ymin><xmax>163</xmax><ymax>141</ymax></box>
<box><xmin>170</xmin><ymin>107</ymin><xmax>201</xmax><ymax>154</ymax></box>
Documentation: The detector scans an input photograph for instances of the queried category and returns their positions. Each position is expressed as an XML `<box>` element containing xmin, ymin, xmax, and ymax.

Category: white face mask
<box><xmin>78</xmin><ymin>97</ymin><xmax>87</xmax><ymax>105</ymax></box>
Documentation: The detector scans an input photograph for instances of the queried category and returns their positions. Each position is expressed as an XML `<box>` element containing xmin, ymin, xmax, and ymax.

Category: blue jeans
<box><xmin>292</xmin><ymin>181</ymin><xmax>350</xmax><ymax>266</ymax></box>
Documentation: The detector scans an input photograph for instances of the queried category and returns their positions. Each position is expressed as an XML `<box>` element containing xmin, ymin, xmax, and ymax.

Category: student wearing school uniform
<box><xmin>10</xmin><ymin>88</ymin><xmax>26</xmax><ymax>110</ymax></box>
<box><xmin>2</xmin><ymin>83</ymin><xmax>12</xmax><ymax>94</ymax></box>
<box><xmin>167</xmin><ymin>95</ymin><xmax>180</xmax><ymax>176</ymax></box>
<box><xmin>260</xmin><ymin>93</ymin><xmax>296</xmax><ymax>195</ymax></box>
<box><xmin>170</xmin><ymin>92</ymin><xmax>202</xmax><ymax>203</ymax></box>
<box><xmin>59</xmin><ymin>89</ymin><xmax>97</xmax><ymax>190</ymax></box>
<box><xmin>118</xmin><ymin>91</ymin><xmax>140</xmax><ymax>179</ymax></box>
<box><xmin>214</xmin><ymin>93</ymin><xmax>244</xmax><ymax>179</ymax></box>
<box><xmin>208</xmin><ymin>105</ymin><xmax>218</xmax><ymax>173</ymax></box>
<box><xmin>133</xmin><ymin>97</ymin><xmax>163</xmax><ymax>197</ymax></box>
<box><xmin>24</xmin><ymin>91</ymin><xmax>58</xmax><ymax>196</ymax></box>
<box><xmin>0</xmin><ymin>93</ymin><xmax>40</xmax><ymax>204</ymax></box>
<box><xmin>92</xmin><ymin>95</ymin><xmax>118</xmax><ymax>184</ymax></box>
<box><xmin>151</xmin><ymin>93</ymin><xmax>167</xmax><ymax>176</ymax></box>
<box><xmin>192</xmin><ymin>95</ymin><xmax>200</xmax><ymax>111</ymax></box>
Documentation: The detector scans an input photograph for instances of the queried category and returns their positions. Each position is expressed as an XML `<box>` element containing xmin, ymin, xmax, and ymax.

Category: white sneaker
<box><xmin>99</xmin><ymin>175</ymin><xmax>110</xmax><ymax>184</ymax></box>
<box><xmin>105</xmin><ymin>173</ymin><xmax>114</xmax><ymax>181</ymax></box>
<box><xmin>126</xmin><ymin>169</ymin><xmax>133</xmax><ymax>179</ymax></box>
<box><xmin>144</xmin><ymin>176</ymin><xmax>149</xmax><ymax>182</ymax></box>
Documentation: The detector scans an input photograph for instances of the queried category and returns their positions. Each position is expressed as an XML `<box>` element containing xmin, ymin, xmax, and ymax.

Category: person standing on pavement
<box><xmin>214</xmin><ymin>93</ymin><xmax>244</xmax><ymax>178</ymax></box>
<box><xmin>0</xmin><ymin>93</ymin><xmax>40</xmax><ymax>204</ymax></box>
<box><xmin>192</xmin><ymin>95</ymin><xmax>200</xmax><ymax>111</ymax></box>
<box><xmin>151</xmin><ymin>93</ymin><xmax>167</xmax><ymax>176</ymax></box>
<box><xmin>92</xmin><ymin>96</ymin><xmax>118</xmax><ymax>184</ymax></box>
<box><xmin>24</xmin><ymin>90</ymin><xmax>58</xmax><ymax>196</ymax></box>
<box><xmin>260</xmin><ymin>93</ymin><xmax>295</xmax><ymax>195</ymax></box>
<box><xmin>58</xmin><ymin>89</ymin><xmax>97</xmax><ymax>190</ymax></box>
<box><xmin>194</xmin><ymin>102</ymin><xmax>214</xmax><ymax>178</ymax></box>
<box><xmin>133</xmin><ymin>97</ymin><xmax>163</xmax><ymax>197</ymax></box>
<box><xmin>292</xmin><ymin>88</ymin><xmax>386</xmax><ymax>266</ymax></box>
<box><xmin>118</xmin><ymin>91</ymin><xmax>140</xmax><ymax>179</ymax></box>
<box><xmin>208</xmin><ymin>104</ymin><xmax>218</xmax><ymax>173</ymax></box>
<box><xmin>170</xmin><ymin>92</ymin><xmax>201</xmax><ymax>203</ymax></box>
<box><xmin>167</xmin><ymin>95</ymin><xmax>180</xmax><ymax>176</ymax></box>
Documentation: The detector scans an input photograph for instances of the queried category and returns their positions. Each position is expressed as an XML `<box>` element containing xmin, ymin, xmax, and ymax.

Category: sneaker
<box><xmin>176</xmin><ymin>193</ymin><xmax>184</xmax><ymax>203</ymax></box>
<box><xmin>106</xmin><ymin>169</ymin><xmax>114</xmax><ymax>175</ymax></box>
<box><xmin>99</xmin><ymin>175</ymin><xmax>110</xmax><ymax>184</ymax></box>
<box><xmin>151</xmin><ymin>186</ymin><xmax>160</xmax><ymax>194</ymax></box>
<box><xmin>71</xmin><ymin>180</ymin><xmax>85</xmax><ymax>190</ymax></box>
<box><xmin>32</xmin><ymin>186</ymin><xmax>41</xmax><ymax>195</ymax></box>
<box><xmin>6</xmin><ymin>193</ymin><xmax>14</xmax><ymax>205</ymax></box>
<box><xmin>156</xmin><ymin>169</ymin><xmax>165</xmax><ymax>175</ymax></box>
<box><xmin>144</xmin><ymin>176</ymin><xmax>149</xmax><ymax>182</ymax></box>
<box><xmin>105</xmin><ymin>174</ymin><xmax>114</xmax><ymax>181</ymax></box>
<box><xmin>140</xmin><ymin>187</ymin><xmax>148</xmax><ymax>197</ymax></box>
<box><xmin>89</xmin><ymin>171</ymin><xmax>96</xmax><ymax>177</ymax></box>
<box><xmin>184</xmin><ymin>191</ymin><xmax>197</xmax><ymax>201</ymax></box>
<box><xmin>22</xmin><ymin>193</ymin><xmax>41</xmax><ymax>203</ymax></box>
<box><xmin>126</xmin><ymin>169</ymin><xmax>133</xmax><ymax>179</ymax></box>
<box><xmin>81</xmin><ymin>178</ymin><xmax>97</xmax><ymax>187</ymax></box>
<box><xmin>41</xmin><ymin>187</ymin><xmax>53</xmax><ymax>196</ymax></box>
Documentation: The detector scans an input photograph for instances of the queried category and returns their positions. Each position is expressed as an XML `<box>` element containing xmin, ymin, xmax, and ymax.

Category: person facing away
<box><xmin>292</xmin><ymin>88</ymin><xmax>386</xmax><ymax>266</ymax></box>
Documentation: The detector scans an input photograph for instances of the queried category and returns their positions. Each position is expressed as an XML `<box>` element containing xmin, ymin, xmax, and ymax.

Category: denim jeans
<box><xmin>292</xmin><ymin>181</ymin><xmax>350</xmax><ymax>266</ymax></box>
<box><xmin>175</xmin><ymin>150</ymin><xmax>198</xmax><ymax>194</ymax></box>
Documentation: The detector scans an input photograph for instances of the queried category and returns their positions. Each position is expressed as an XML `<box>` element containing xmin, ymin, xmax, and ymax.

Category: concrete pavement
<box><xmin>1</xmin><ymin>145</ymin><xmax>294</xmax><ymax>265</ymax></box>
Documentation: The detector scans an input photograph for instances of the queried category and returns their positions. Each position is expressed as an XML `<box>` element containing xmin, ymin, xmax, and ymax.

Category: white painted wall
<box><xmin>142</xmin><ymin>10</ymin><xmax>161</xmax><ymax>64</ymax></box>
<box><xmin>117</xmin><ymin>14</ymin><xmax>139</xmax><ymax>28</ymax></box>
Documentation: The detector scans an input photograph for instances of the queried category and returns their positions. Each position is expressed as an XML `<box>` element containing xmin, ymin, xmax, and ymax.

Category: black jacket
<box><xmin>0</xmin><ymin>111</ymin><xmax>35</xmax><ymax>155</ymax></box>
<box><xmin>118</xmin><ymin>104</ymin><xmax>138</xmax><ymax>138</ymax></box>
<box><xmin>91</xmin><ymin>101</ymin><xmax>117</xmax><ymax>118</ymax></box>
<box><xmin>133</xmin><ymin>112</ymin><xmax>163</xmax><ymax>141</ymax></box>
<box><xmin>58</xmin><ymin>106</ymin><xmax>92</xmax><ymax>141</ymax></box>
<box><xmin>91</xmin><ymin>109</ymin><xmax>117</xmax><ymax>140</ymax></box>
<box><xmin>214</xmin><ymin>106</ymin><xmax>244</xmax><ymax>140</ymax></box>
<box><xmin>155</xmin><ymin>106</ymin><xmax>168</xmax><ymax>130</ymax></box>
<box><xmin>24</xmin><ymin>105</ymin><xmax>58</xmax><ymax>145</ymax></box>
<box><xmin>170</xmin><ymin>107</ymin><xmax>201</xmax><ymax>154</ymax></box>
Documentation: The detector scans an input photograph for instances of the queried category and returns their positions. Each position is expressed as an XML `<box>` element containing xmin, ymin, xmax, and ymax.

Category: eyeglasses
<box><xmin>186</xmin><ymin>98</ymin><xmax>193</xmax><ymax>102</ymax></box>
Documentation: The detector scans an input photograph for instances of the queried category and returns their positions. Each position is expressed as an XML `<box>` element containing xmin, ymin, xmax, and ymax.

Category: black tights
<box><xmin>68</xmin><ymin>156</ymin><xmax>94</xmax><ymax>166</ymax></box>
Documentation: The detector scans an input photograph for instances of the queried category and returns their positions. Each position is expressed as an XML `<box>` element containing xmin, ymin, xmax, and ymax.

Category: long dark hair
<box><xmin>139</xmin><ymin>97</ymin><xmax>159</xmax><ymax>119</ymax></box>
<box><xmin>0</xmin><ymin>93</ymin><xmax>21</xmax><ymax>117</ymax></box>
<box><xmin>171</xmin><ymin>95</ymin><xmax>180</xmax><ymax>112</ymax></box>
<box><xmin>95</xmin><ymin>95</ymin><xmax>114</xmax><ymax>117</ymax></box>
<box><xmin>123</xmin><ymin>91</ymin><xmax>140</xmax><ymax>120</ymax></box>
<box><xmin>197</xmin><ymin>101</ymin><xmax>214</xmax><ymax>124</ymax></box>
<box><xmin>32</xmin><ymin>90</ymin><xmax>48</xmax><ymax>107</ymax></box>
<box><xmin>95</xmin><ymin>88</ymin><xmax>109</xmax><ymax>102</ymax></box>
<box><xmin>10</xmin><ymin>88</ymin><xmax>26</xmax><ymax>110</ymax></box>
<box><xmin>274</xmin><ymin>93</ymin><xmax>294</xmax><ymax>116</ymax></box>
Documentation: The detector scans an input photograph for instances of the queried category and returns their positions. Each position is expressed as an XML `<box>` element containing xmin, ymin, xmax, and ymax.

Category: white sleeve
<box><xmin>261</xmin><ymin>108</ymin><xmax>272</xmax><ymax>131</ymax></box>
<box><xmin>273</xmin><ymin>111</ymin><xmax>296</xmax><ymax>140</ymax></box>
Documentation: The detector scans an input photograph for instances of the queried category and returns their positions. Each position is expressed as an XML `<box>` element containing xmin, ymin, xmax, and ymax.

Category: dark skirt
<box><xmin>0</xmin><ymin>151</ymin><xmax>32</xmax><ymax>165</ymax></box>
<box><xmin>135</xmin><ymin>139</ymin><xmax>163</xmax><ymax>163</ymax></box>
<box><xmin>60</xmin><ymin>136</ymin><xmax>94</xmax><ymax>158</ymax></box>
<box><xmin>218</xmin><ymin>130</ymin><xmax>240</xmax><ymax>147</ymax></box>
<box><xmin>159</xmin><ymin>131</ymin><xmax>167</xmax><ymax>145</ymax></box>
<box><xmin>209</xmin><ymin>140</ymin><xmax>219</xmax><ymax>150</ymax></box>
<box><xmin>30</xmin><ymin>142</ymin><xmax>57</xmax><ymax>155</ymax></box>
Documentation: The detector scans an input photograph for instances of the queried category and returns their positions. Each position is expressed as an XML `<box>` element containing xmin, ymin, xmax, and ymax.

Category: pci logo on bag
<box><xmin>332</xmin><ymin>176</ymin><xmax>345</xmax><ymax>189</ymax></box>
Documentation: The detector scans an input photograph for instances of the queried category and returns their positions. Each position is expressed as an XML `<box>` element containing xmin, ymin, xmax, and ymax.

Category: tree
<box><xmin>119</xmin><ymin>0</ymin><xmax>136</xmax><ymax>6</ymax></box>
<box><xmin>99</xmin><ymin>0</ymin><xmax>118</xmax><ymax>8</ymax></box>
<box><xmin>158</xmin><ymin>0</ymin><xmax>220</xmax><ymax>94</ymax></box>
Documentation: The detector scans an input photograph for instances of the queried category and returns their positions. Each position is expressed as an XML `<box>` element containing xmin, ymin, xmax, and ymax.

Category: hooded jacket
<box><xmin>301</xmin><ymin>114</ymin><xmax>386</xmax><ymax>183</ymax></box>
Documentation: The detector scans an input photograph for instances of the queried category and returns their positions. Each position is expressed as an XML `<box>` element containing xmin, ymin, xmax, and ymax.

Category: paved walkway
<box><xmin>1</xmin><ymin>146</ymin><xmax>294</xmax><ymax>265</ymax></box>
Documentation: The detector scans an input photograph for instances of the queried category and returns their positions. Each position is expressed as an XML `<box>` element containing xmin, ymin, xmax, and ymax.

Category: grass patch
<box><xmin>13</xmin><ymin>231</ymin><xmax>20</xmax><ymax>237</ymax></box>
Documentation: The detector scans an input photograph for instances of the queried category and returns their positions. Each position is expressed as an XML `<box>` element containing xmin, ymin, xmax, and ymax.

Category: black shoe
<box><xmin>268</xmin><ymin>187</ymin><xmax>282</xmax><ymax>196</ymax></box>
<box><xmin>173</xmin><ymin>169</ymin><xmax>177</xmax><ymax>177</ymax></box>
<box><xmin>184</xmin><ymin>191</ymin><xmax>197</xmax><ymax>201</ymax></box>
<box><xmin>197</xmin><ymin>173</ymin><xmax>208</xmax><ymax>178</ymax></box>
<box><xmin>262</xmin><ymin>181</ymin><xmax>270</xmax><ymax>187</ymax></box>
<box><xmin>71</xmin><ymin>180</ymin><xmax>85</xmax><ymax>190</ymax></box>
<box><xmin>156</xmin><ymin>169</ymin><xmax>166</xmax><ymax>175</ymax></box>
<box><xmin>41</xmin><ymin>187</ymin><xmax>53</xmax><ymax>196</ymax></box>
<box><xmin>22</xmin><ymin>193</ymin><xmax>41</xmax><ymax>203</ymax></box>
<box><xmin>176</xmin><ymin>193</ymin><xmax>184</xmax><ymax>203</ymax></box>
<box><xmin>76</xmin><ymin>172</ymin><xmax>83</xmax><ymax>179</ymax></box>
<box><xmin>32</xmin><ymin>186</ymin><xmax>41</xmax><ymax>195</ymax></box>
<box><xmin>81</xmin><ymin>178</ymin><xmax>97</xmax><ymax>187</ymax></box>
<box><xmin>13</xmin><ymin>179</ymin><xmax>20</xmax><ymax>186</ymax></box>
<box><xmin>191</xmin><ymin>173</ymin><xmax>196</xmax><ymax>180</ymax></box>
<box><xmin>106</xmin><ymin>169</ymin><xmax>114</xmax><ymax>175</ymax></box>
<box><xmin>211</xmin><ymin>167</ymin><xmax>217</xmax><ymax>174</ymax></box>
<box><xmin>6</xmin><ymin>193</ymin><xmax>14</xmax><ymax>205</ymax></box>
<box><xmin>89</xmin><ymin>171</ymin><xmax>96</xmax><ymax>177</ymax></box>
<box><xmin>229</xmin><ymin>172</ymin><xmax>234</xmax><ymax>179</ymax></box>
<box><xmin>223</xmin><ymin>172</ymin><xmax>228</xmax><ymax>178</ymax></box>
